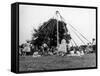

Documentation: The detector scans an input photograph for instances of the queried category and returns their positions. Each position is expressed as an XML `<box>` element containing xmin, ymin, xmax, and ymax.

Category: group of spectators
<box><xmin>19</xmin><ymin>41</ymin><xmax>96</xmax><ymax>57</ymax></box>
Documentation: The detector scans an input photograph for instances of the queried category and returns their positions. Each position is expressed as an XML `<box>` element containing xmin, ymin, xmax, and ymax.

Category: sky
<box><xmin>19</xmin><ymin>5</ymin><xmax>96</xmax><ymax>45</ymax></box>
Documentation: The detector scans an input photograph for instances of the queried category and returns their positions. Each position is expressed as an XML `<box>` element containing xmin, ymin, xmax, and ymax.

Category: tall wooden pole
<box><xmin>56</xmin><ymin>11</ymin><xmax>59</xmax><ymax>49</ymax></box>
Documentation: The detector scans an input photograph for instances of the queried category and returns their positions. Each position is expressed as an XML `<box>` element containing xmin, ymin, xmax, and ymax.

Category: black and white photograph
<box><xmin>11</xmin><ymin>2</ymin><xmax>97</xmax><ymax>73</ymax></box>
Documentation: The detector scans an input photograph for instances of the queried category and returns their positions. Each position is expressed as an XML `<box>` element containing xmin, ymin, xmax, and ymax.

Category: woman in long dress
<box><xmin>58</xmin><ymin>39</ymin><xmax>67</xmax><ymax>56</ymax></box>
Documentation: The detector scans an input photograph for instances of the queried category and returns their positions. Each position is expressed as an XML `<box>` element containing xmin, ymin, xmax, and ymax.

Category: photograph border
<box><xmin>11</xmin><ymin>2</ymin><xmax>98</xmax><ymax>73</ymax></box>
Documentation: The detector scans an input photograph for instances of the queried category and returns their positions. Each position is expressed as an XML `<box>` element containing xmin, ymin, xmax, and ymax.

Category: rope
<box><xmin>58</xmin><ymin>12</ymin><xmax>91</xmax><ymax>44</ymax></box>
<box><xmin>59</xmin><ymin>12</ymin><xmax>78</xmax><ymax>46</ymax></box>
<box><xmin>70</xmin><ymin>40</ymin><xmax>74</xmax><ymax>46</ymax></box>
<box><xmin>68</xmin><ymin>29</ymin><xmax>78</xmax><ymax>46</ymax></box>
<box><xmin>70</xmin><ymin>27</ymin><xmax>86</xmax><ymax>45</ymax></box>
<box><xmin>68</xmin><ymin>23</ymin><xmax>91</xmax><ymax>43</ymax></box>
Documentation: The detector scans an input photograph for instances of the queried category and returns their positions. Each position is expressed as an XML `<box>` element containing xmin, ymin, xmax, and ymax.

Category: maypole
<box><xmin>56</xmin><ymin>11</ymin><xmax>59</xmax><ymax>49</ymax></box>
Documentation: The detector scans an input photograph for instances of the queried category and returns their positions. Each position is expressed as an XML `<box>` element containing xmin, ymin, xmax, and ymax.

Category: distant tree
<box><xmin>31</xmin><ymin>18</ymin><xmax>71</xmax><ymax>48</ymax></box>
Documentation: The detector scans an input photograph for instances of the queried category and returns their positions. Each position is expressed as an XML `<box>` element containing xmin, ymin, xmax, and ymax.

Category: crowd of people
<box><xmin>19</xmin><ymin>40</ymin><xmax>96</xmax><ymax>57</ymax></box>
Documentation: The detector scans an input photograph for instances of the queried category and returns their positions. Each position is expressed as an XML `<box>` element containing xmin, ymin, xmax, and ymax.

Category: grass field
<box><xmin>19</xmin><ymin>53</ymin><xmax>96</xmax><ymax>72</ymax></box>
